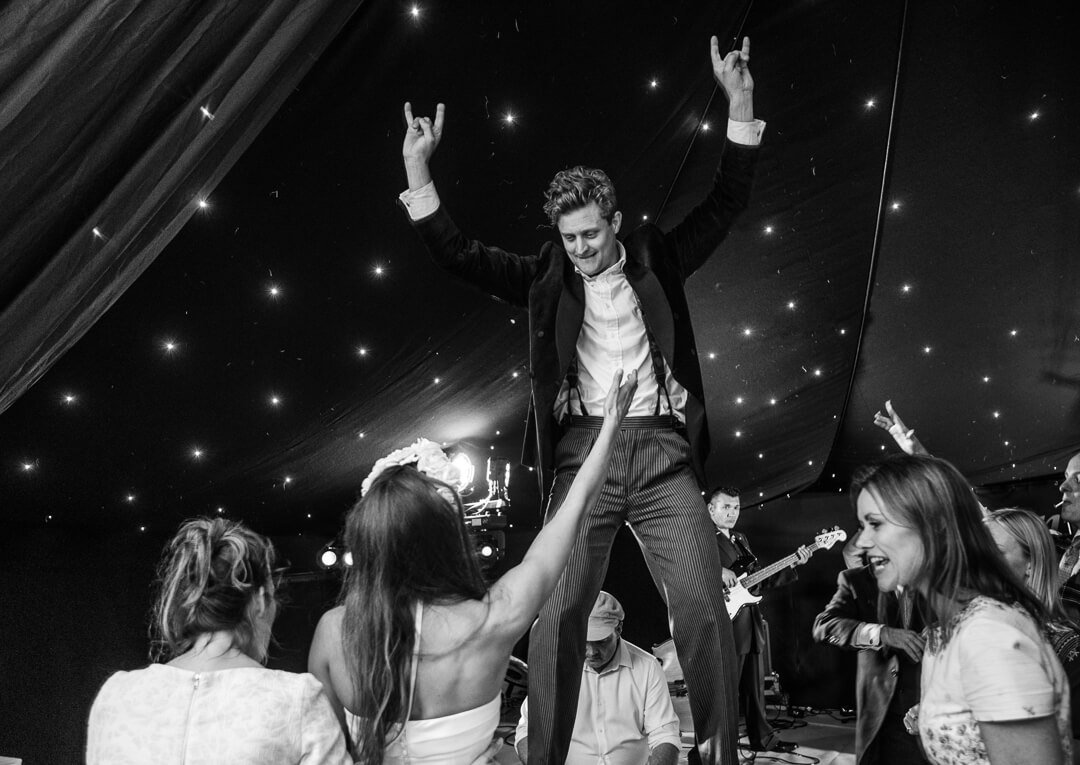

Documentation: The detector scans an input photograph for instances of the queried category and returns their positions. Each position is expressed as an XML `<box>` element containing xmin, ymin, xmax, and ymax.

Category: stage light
<box><xmin>451</xmin><ymin>452</ymin><xmax>476</xmax><ymax>492</ymax></box>
<box><xmin>472</xmin><ymin>531</ymin><xmax>505</xmax><ymax>566</ymax></box>
<box><xmin>318</xmin><ymin>547</ymin><xmax>339</xmax><ymax>569</ymax></box>
<box><xmin>317</xmin><ymin>542</ymin><xmax>354</xmax><ymax>571</ymax></box>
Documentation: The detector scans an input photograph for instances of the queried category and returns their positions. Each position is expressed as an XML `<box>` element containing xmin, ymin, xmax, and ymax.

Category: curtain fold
<box><xmin>0</xmin><ymin>0</ymin><xmax>363</xmax><ymax>415</ymax></box>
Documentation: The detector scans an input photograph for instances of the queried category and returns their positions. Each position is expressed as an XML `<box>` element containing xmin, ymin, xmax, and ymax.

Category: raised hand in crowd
<box><xmin>873</xmin><ymin>400</ymin><xmax>929</xmax><ymax>456</ymax></box>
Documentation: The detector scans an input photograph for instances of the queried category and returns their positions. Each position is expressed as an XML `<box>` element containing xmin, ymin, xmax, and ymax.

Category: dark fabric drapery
<box><xmin>0</xmin><ymin>0</ymin><xmax>363</xmax><ymax>415</ymax></box>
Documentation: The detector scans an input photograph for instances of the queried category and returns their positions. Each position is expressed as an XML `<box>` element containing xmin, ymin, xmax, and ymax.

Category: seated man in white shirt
<box><xmin>515</xmin><ymin>592</ymin><xmax>681</xmax><ymax>765</ymax></box>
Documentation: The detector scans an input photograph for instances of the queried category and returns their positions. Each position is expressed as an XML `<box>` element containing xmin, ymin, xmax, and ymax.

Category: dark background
<box><xmin>1</xmin><ymin>0</ymin><xmax>1077</xmax><ymax>761</ymax></box>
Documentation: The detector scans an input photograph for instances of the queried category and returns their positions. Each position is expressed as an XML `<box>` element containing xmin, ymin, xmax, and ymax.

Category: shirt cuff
<box><xmin>398</xmin><ymin>181</ymin><xmax>441</xmax><ymax>220</ymax></box>
<box><xmin>853</xmin><ymin>623</ymin><xmax>883</xmax><ymax>649</ymax></box>
<box><xmin>727</xmin><ymin>118</ymin><xmax>766</xmax><ymax>146</ymax></box>
<box><xmin>647</xmin><ymin>722</ymin><xmax>683</xmax><ymax>752</ymax></box>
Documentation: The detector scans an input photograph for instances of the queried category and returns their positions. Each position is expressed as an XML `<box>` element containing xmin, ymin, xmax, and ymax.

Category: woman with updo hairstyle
<box><xmin>853</xmin><ymin>454</ymin><xmax>1072</xmax><ymax>765</ymax></box>
<box><xmin>87</xmin><ymin>517</ymin><xmax>349</xmax><ymax>764</ymax></box>
<box><xmin>309</xmin><ymin>371</ymin><xmax>636</xmax><ymax>764</ymax></box>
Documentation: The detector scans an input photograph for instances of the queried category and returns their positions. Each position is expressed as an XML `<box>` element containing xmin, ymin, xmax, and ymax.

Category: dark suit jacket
<box><xmin>716</xmin><ymin>530</ymin><xmax>768</xmax><ymax>654</ymax></box>
<box><xmin>812</xmin><ymin>566</ymin><xmax>922</xmax><ymax>764</ymax></box>
<box><xmin>717</xmin><ymin>530</ymin><xmax>798</xmax><ymax>654</ymax></box>
<box><xmin>407</xmin><ymin>141</ymin><xmax>759</xmax><ymax>492</ymax></box>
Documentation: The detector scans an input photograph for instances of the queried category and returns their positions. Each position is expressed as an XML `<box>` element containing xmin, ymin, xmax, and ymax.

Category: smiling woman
<box><xmin>851</xmin><ymin>455</ymin><xmax>1071</xmax><ymax>765</ymax></box>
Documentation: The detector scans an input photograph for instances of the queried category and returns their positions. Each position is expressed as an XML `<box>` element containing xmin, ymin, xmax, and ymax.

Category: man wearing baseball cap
<box><xmin>516</xmin><ymin>592</ymin><xmax>681</xmax><ymax>764</ymax></box>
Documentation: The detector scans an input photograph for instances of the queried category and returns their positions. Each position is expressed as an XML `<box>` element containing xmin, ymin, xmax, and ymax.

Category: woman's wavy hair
<box><xmin>851</xmin><ymin>455</ymin><xmax>1047</xmax><ymax>639</ymax></box>
<box><xmin>542</xmin><ymin>165</ymin><xmax>617</xmax><ymax>226</ymax></box>
<box><xmin>984</xmin><ymin>507</ymin><xmax>1071</xmax><ymax>623</ymax></box>
<box><xmin>149</xmin><ymin>517</ymin><xmax>278</xmax><ymax>663</ymax></box>
<box><xmin>341</xmin><ymin>465</ymin><xmax>488</xmax><ymax>765</ymax></box>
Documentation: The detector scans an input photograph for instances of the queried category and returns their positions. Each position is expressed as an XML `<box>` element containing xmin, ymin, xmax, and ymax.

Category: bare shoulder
<box><xmin>311</xmin><ymin>606</ymin><xmax>345</xmax><ymax>652</ymax></box>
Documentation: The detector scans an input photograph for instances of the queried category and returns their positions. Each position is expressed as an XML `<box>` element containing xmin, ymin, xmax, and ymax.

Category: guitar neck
<box><xmin>740</xmin><ymin>542</ymin><xmax>820</xmax><ymax>589</ymax></box>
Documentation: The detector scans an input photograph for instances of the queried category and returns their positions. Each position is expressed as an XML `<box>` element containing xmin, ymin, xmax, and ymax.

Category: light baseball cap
<box><xmin>586</xmin><ymin>591</ymin><xmax>625</xmax><ymax>641</ymax></box>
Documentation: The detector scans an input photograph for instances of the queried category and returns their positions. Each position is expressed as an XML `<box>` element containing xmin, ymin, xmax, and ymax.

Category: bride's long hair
<box><xmin>341</xmin><ymin>465</ymin><xmax>488</xmax><ymax>763</ymax></box>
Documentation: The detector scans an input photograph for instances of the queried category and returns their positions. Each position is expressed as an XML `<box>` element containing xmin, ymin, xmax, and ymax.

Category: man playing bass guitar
<box><xmin>708</xmin><ymin>486</ymin><xmax>810</xmax><ymax>754</ymax></box>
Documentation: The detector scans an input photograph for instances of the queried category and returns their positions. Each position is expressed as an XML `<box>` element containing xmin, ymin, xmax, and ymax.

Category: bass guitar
<box><xmin>725</xmin><ymin>528</ymin><xmax>847</xmax><ymax>619</ymax></box>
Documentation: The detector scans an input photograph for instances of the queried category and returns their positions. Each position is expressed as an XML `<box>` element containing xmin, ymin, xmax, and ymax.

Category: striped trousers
<box><xmin>526</xmin><ymin>421</ymin><xmax>740</xmax><ymax>765</ymax></box>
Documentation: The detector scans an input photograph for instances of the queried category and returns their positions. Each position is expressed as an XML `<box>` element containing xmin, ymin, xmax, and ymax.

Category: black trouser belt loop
<box><xmin>568</xmin><ymin>414</ymin><xmax>680</xmax><ymax>430</ymax></box>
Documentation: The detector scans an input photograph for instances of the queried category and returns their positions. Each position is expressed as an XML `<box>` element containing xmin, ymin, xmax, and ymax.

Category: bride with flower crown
<box><xmin>308</xmin><ymin>370</ymin><xmax>637</xmax><ymax>764</ymax></box>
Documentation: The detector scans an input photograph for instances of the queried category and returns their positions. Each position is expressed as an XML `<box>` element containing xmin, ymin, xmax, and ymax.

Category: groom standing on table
<box><xmin>397</xmin><ymin>36</ymin><xmax>764</xmax><ymax>765</ymax></box>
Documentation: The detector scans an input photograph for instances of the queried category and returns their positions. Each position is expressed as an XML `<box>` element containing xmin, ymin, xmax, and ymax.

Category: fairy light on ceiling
<box><xmin>2</xmin><ymin>1</ymin><xmax>1070</xmax><ymax>538</ymax></box>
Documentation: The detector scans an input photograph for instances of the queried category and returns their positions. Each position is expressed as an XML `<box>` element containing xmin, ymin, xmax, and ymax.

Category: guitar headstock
<box><xmin>815</xmin><ymin>526</ymin><xmax>848</xmax><ymax>550</ymax></box>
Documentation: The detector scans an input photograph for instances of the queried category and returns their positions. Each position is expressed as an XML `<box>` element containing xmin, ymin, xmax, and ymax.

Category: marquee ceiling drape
<box><xmin>1</xmin><ymin>0</ymin><xmax>1077</xmax><ymax>536</ymax></box>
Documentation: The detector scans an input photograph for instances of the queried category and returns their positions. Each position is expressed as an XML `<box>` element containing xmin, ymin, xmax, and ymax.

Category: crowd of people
<box><xmin>81</xmin><ymin>27</ymin><xmax>1080</xmax><ymax>765</ymax></box>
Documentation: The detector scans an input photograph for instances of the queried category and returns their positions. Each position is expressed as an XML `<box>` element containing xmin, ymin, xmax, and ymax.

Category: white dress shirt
<box><xmin>515</xmin><ymin>639</ymin><xmax>681</xmax><ymax>765</ymax></box>
<box><xmin>399</xmin><ymin>119</ymin><xmax>765</xmax><ymax>423</ymax></box>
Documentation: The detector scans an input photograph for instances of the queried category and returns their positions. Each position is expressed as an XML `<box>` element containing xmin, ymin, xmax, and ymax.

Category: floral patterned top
<box><xmin>919</xmin><ymin>597</ymin><xmax>1072</xmax><ymax>765</ymax></box>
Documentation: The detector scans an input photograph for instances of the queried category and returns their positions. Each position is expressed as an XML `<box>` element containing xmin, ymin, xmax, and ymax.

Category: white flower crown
<box><xmin>361</xmin><ymin>438</ymin><xmax>468</xmax><ymax>498</ymax></box>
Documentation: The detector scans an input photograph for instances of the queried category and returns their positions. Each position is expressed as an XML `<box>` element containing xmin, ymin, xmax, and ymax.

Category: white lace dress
<box><xmin>87</xmin><ymin>664</ymin><xmax>350</xmax><ymax>764</ymax></box>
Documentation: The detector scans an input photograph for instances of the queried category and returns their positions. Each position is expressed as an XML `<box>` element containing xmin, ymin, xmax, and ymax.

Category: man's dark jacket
<box><xmin>812</xmin><ymin>566</ymin><xmax>924</xmax><ymax>764</ymax></box>
<box><xmin>406</xmin><ymin>141</ymin><xmax>758</xmax><ymax>493</ymax></box>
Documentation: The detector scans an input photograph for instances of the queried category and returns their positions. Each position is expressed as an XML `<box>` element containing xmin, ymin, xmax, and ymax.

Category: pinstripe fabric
<box><xmin>527</xmin><ymin>424</ymin><xmax>739</xmax><ymax>765</ymax></box>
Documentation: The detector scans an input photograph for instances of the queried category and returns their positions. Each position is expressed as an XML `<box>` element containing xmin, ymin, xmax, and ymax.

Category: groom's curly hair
<box><xmin>543</xmin><ymin>165</ymin><xmax>618</xmax><ymax>225</ymax></box>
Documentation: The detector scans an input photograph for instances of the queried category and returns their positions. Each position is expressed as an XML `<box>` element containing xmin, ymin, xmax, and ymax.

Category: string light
<box><xmin>92</xmin><ymin>227</ymin><xmax>104</xmax><ymax>239</ymax></box>
<box><xmin>1029</xmin><ymin>110</ymin><xmax>1040</xmax><ymax>121</ymax></box>
<box><xmin>217</xmin><ymin>506</ymin><xmax>224</xmax><ymax>514</ymax></box>
<box><xmin>433</xmin><ymin>377</ymin><xmax>441</xmax><ymax>384</ymax></box>
<box><xmin>1009</xmin><ymin>329</ymin><xmax>1018</xmax><ymax>337</ymax></box>
<box><xmin>891</xmin><ymin>201</ymin><xmax>901</xmax><ymax>211</ymax></box>
<box><xmin>839</xmin><ymin>328</ymin><xmax>847</xmax><ymax>335</ymax></box>
<box><xmin>642</xmin><ymin>214</ymin><xmax>649</xmax><ymax>221</ymax></box>
<box><xmin>734</xmin><ymin>431</ymin><xmax>742</xmax><ymax>437</ymax></box>
<box><xmin>269</xmin><ymin>395</ymin><xmax>282</xmax><ymax>407</ymax></box>
<box><xmin>764</xmin><ymin>225</ymin><xmax>774</xmax><ymax>234</ymax></box>
<box><xmin>62</xmin><ymin>393</ymin><xmax>77</xmax><ymax>405</ymax></box>
<box><xmin>374</xmin><ymin>265</ymin><xmax>385</xmax><ymax>276</ymax></box>
<box><xmin>511</xmin><ymin>371</ymin><xmax>519</xmax><ymax>378</ymax></box>
<box><xmin>700</xmin><ymin>121</ymin><xmax>711</xmax><ymax>132</ymax></box>
<box><xmin>814</xmin><ymin>368</ymin><xmax>822</xmax><ymax>377</ymax></box>
<box><xmin>125</xmin><ymin>494</ymin><xmax>135</xmax><ymax>503</ymax></box>
<box><xmin>283</xmin><ymin>476</ymin><xmax>293</xmax><ymax>486</ymax></box>
<box><xmin>992</xmin><ymin>411</ymin><xmax>1001</xmax><ymax>419</ymax></box>
<box><xmin>769</xmin><ymin>398</ymin><xmax>777</xmax><ymax>405</ymax></box>
<box><xmin>708</xmin><ymin>352</ymin><xmax>717</xmax><ymax>360</ymax></box>
<box><xmin>982</xmin><ymin>376</ymin><xmax>990</xmax><ymax>383</ymax></box>
<box><xmin>357</xmin><ymin>431</ymin><xmax>366</xmax><ymax>438</ymax></box>
<box><xmin>787</xmin><ymin>300</ymin><xmax>796</xmax><ymax>310</ymax></box>
<box><xmin>901</xmin><ymin>284</ymin><xmax>912</xmax><ymax>293</ymax></box>
<box><xmin>649</xmin><ymin>78</ymin><xmax>659</xmax><ymax>89</ymax></box>
<box><xmin>200</xmin><ymin>105</ymin><xmax>215</xmax><ymax>120</ymax></box>
<box><xmin>410</xmin><ymin>4</ymin><xmax>420</xmax><ymax>18</ymax></box>
<box><xmin>163</xmin><ymin>340</ymin><xmax>178</xmax><ymax>353</ymax></box>
<box><xmin>742</xmin><ymin>327</ymin><xmax>752</xmax><ymax>336</ymax></box>
<box><xmin>504</xmin><ymin>112</ymin><xmax>516</xmax><ymax>125</ymax></box>
<box><xmin>21</xmin><ymin>462</ymin><xmax>35</xmax><ymax>472</ymax></box>
<box><xmin>923</xmin><ymin>346</ymin><xmax>931</xmax><ymax>354</ymax></box>
<box><xmin>268</xmin><ymin>285</ymin><xmax>281</xmax><ymax>298</ymax></box>
<box><xmin>735</xmin><ymin>396</ymin><xmax>744</xmax><ymax>404</ymax></box>
<box><xmin>865</xmin><ymin>98</ymin><xmax>876</xmax><ymax>108</ymax></box>
<box><xmin>191</xmin><ymin>447</ymin><xmax>204</xmax><ymax>459</ymax></box>
<box><xmin>197</xmin><ymin>199</ymin><xmax>209</xmax><ymax>210</ymax></box>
